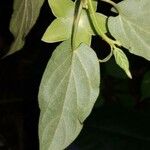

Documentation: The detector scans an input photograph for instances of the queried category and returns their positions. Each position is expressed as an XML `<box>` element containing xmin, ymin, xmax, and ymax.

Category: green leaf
<box><xmin>96</xmin><ymin>13</ymin><xmax>107</xmax><ymax>34</ymax></box>
<box><xmin>9</xmin><ymin>0</ymin><xmax>45</xmax><ymax>55</ymax></box>
<box><xmin>38</xmin><ymin>40</ymin><xmax>100</xmax><ymax>150</ymax></box>
<box><xmin>42</xmin><ymin>1</ymin><xmax>107</xmax><ymax>47</ymax></box>
<box><xmin>42</xmin><ymin>18</ymin><xmax>72</xmax><ymax>43</ymax></box>
<box><xmin>141</xmin><ymin>71</ymin><xmax>150</xmax><ymax>100</ymax></box>
<box><xmin>108</xmin><ymin>0</ymin><xmax>150</xmax><ymax>60</ymax></box>
<box><xmin>113</xmin><ymin>47</ymin><xmax>132</xmax><ymax>78</ymax></box>
<box><xmin>48</xmin><ymin>0</ymin><xmax>74</xmax><ymax>17</ymax></box>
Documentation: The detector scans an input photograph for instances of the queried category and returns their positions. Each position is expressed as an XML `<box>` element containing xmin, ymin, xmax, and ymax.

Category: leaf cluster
<box><xmin>3</xmin><ymin>0</ymin><xmax>150</xmax><ymax>149</ymax></box>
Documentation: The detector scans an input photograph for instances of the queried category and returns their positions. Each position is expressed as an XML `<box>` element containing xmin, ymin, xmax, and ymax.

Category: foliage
<box><xmin>38</xmin><ymin>40</ymin><xmax>100</xmax><ymax>149</ymax></box>
<box><xmin>3</xmin><ymin>0</ymin><xmax>150</xmax><ymax>149</ymax></box>
<box><xmin>108</xmin><ymin>0</ymin><xmax>150</xmax><ymax>60</ymax></box>
<box><xmin>9</xmin><ymin>0</ymin><xmax>45</xmax><ymax>55</ymax></box>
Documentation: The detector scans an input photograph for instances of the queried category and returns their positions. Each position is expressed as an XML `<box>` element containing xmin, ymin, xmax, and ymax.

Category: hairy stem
<box><xmin>87</xmin><ymin>0</ymin><xmax>120</xmax><ymax>47</ymax></box>
<box><xmin>71</xmin><ymin>0</ymin><xmax>83</xmax><ymax>50</ymax></box>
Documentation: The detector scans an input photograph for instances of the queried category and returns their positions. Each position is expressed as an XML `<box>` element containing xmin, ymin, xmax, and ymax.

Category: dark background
<box><xmin>0</xmin><ymin>0</ymin><xmax>150</xmax><ymax>150</ymax></box>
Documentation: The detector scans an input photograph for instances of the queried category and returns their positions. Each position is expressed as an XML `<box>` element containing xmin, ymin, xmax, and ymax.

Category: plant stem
<box><xmin>71</xmin><ymin>0</ymin><xmax>83</xmax><ymax>50</ymax></box>
<box><xmin>86</xmin><ymin>0</ymin><xmax>120</xmax><ymax>47</ymax></box>
<box><xmin>101</xmin><ymin>0</ymin><xmax>118</xmax><ymax>12</ymax></box>
<box><xmin>99</xmin><ymin>47</ymin><xmax>113</xmax><ymax>63</ymax></box>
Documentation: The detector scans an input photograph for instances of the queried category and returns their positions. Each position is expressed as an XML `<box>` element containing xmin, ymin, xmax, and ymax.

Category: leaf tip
<box><xmin>126</xmin><ymin>70</ymin><xmax>132</xmax><ymax>79</ymax></box>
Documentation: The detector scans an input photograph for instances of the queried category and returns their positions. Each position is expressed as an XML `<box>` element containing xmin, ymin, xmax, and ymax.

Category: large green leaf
<box><xmin>42</xmin><ymin>0</ymin><xmax>107</xmax><ymax>48</ymax></box>
<box><xmin>9</xmin><ymin>0</ymin><xmax>45</xmax><ymax>55</ymax></box>
<box><xmin>38</xmin><ymin>40</ymin><xmax>100</xmax><ymax>150</ymax></box>
<box><xmin>108</xmin><ymin>0</ymin><xmax>150</xmax><ymax>60</ymax></box>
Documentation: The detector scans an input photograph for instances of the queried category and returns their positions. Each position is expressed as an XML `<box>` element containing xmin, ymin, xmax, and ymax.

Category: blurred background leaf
<box><xmin>141</xmin><ymin>71</ymin><xmax>150</xmax><ymax>100</ymax></box>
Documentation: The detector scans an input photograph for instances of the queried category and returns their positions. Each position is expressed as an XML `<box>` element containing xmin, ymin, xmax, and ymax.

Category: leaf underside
<box><xmin>38</xmin><ymin>40</ymin><xmax>100</xmax><ymax>150</ymax></box>
<box><xmin>9</xmin><ymin>0</ymin><xmax>45</xmax><ymax>55</ymax></box>
<box><xmin>108</xmin><ymin>0</ymin><xmax>150</xmax><ymax>60</ymax></box>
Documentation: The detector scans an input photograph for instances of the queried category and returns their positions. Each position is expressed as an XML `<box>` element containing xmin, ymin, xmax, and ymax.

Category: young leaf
<box><xmin>108</xmin><ymin>0</ymin><xmax>150</xmax><ymax>60</ymax></box>
<box><xmin>9</xmin><ymin>0</ymin><xmax>45</xmax><ymax>55</ymax></box>
<box><xmin>42</xmin><ymin>0</ymin><xmax>107</xmax><ymax>47</ymax></box>
<box><xmin>113</xmin><ymin>47</ymin><xmax>132</xmax><ymax>78</ymax></box>
<box><xmin>48</xmin><ymin>0</ymin><xmax>74</xmax><ymax>17</ymax></box>
<box><xmin>42</xmin><ymin>18</ymin><xmax>71</xmax><ymax>43</ymax></box>
<box><xmin>38</xmin><ymin>40</ymin><xmax>100</xmax><ymax>150</ymax></box>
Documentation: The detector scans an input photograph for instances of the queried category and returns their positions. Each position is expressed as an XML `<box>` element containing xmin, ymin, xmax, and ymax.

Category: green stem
<box><xmin>101</xmin><ymin>0</ymin><xmax>118</xmax><ymax>12</ymax></box>
<box><xmin>71</xmin><ymin>0</ymin><xmax>83</xmax><ymax>50</ymax></box>
<box><xmin>87</xmin><ymin>0</ymin><xmax>120</xmax><ymax>47</ymax></box>
<box><xmin>99</xmin><ymin>47</ymin><xmax>113</xmax><ymax>63</ymax></box>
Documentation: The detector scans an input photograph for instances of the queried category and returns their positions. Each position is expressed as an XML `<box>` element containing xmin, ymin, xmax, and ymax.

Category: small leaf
<box><xmin>141</xmin><ymin>71</ymin><xmax>150</xmax><ymax>100</ymax></box>
<box><xmin>38</xmin><ymin>40</ymin><xmax>100</xmax><ymax>150</ymax></box>
<box><xmin>108</xmin><ymin>0</ymin><xmax>150</xmax><ymax>60</ymax></box>
<box><xmin>42</xmin><ymin>0</ymin><xmax>107</xmax><ymax>47</ymax></box>
<box><xmin>42</xmin><ymin>18</ymin><xmax>72</xmax><ymax>43</ymax></box>
<box><xmin>48</xmin><ymin>0</ymin><xmax>74</xmax><ymax>17</ymax></box>
<box><xmin>96</xmin><ymin>13</ymin><xmax>107</xmax><ymax>34</ymax></box>
<box><xmin>113</xmin><ymin>47</ymin><xmax>132</xmax><ymax>78</ymax></box>
<box><xmin>9</xmin><ymin>0</ymin><xmax>45</xmax><ymax>55</ymax></box>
